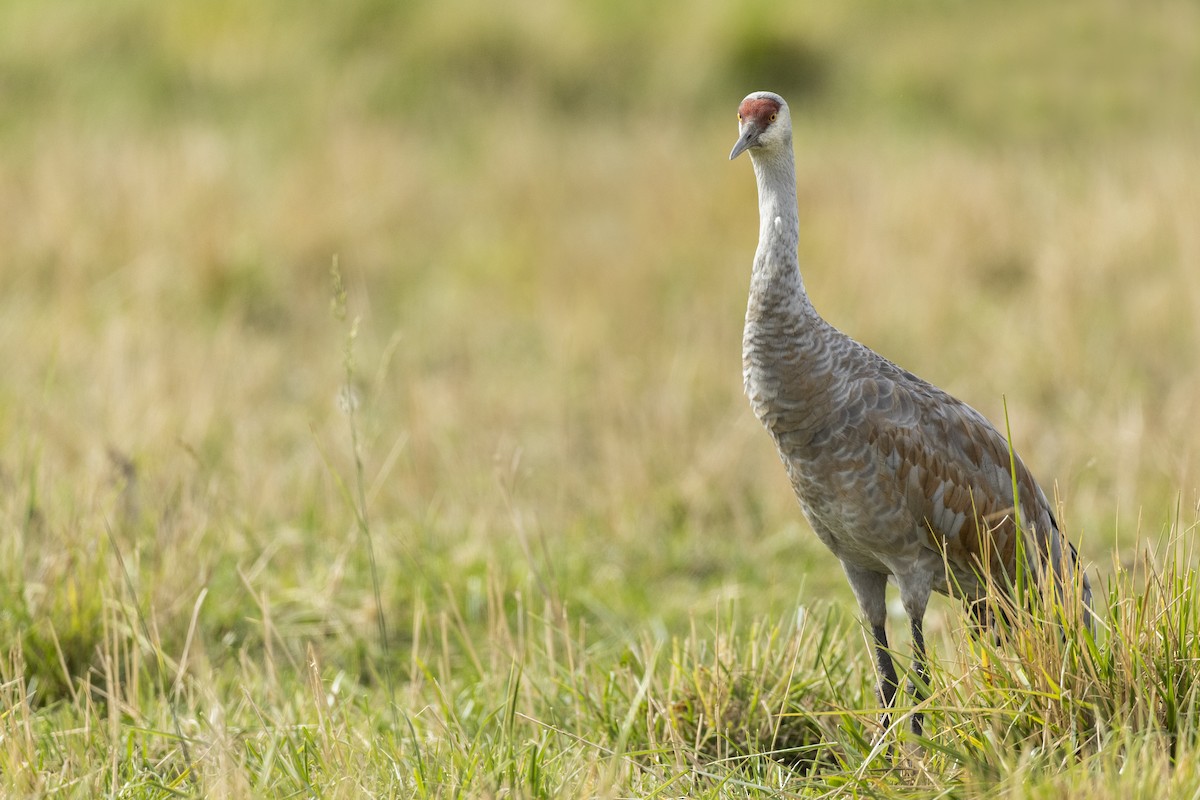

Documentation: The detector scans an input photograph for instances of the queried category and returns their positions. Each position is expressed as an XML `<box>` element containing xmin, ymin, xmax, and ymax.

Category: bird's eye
<box><xmin>770</xmin><ymin>113</ymin><xmax>777</xmax><ymax>122</ymax></box>
<box><xmin>737</xmin><ymin>113</ymin><xmax>743</xmax><ymax>121</ymax></box>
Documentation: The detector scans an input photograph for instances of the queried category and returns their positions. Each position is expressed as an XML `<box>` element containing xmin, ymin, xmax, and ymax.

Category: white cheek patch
<box><xmin>774</xmin><ymin>216</ymin><xmax>782</xmax><ymax>232</ymax></box>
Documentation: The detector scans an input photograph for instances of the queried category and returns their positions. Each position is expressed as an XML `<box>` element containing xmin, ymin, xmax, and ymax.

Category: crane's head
<box><xmin>729</xmin><ymin>91</ymin><xmax>790</xmax><ymax>160</ymax></box>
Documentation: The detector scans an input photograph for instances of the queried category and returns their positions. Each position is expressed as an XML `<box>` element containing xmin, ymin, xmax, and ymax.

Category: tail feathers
<box><xmin>1046</xmin><ymin>534</ymin><xmax>1094</xmax><ymax>634</ymax></box>
<box><xmin>1068</xmin><ymin>540</ymin><xmax>1095</xmax><ymax>633</ymax></box>
<box><xmin>1020</xmin><ymin>520</ymin><xmax>1093</xmax><ymax>634</ymax></box>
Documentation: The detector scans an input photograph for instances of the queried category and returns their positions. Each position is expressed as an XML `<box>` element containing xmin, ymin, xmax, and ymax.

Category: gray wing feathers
<box><xmin>861</xmin><ymin>363</ymin><xmax>1091</xmax><ymax>616</ymax></box>
<box><xmin>746</xmin><ymin>316</ymin><xmax>1091</xmax><ymax>622</ymax></box>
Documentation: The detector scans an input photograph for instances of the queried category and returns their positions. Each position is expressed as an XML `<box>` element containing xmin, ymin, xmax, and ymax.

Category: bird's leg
<box><xmin>967</xmin><ymin>596</ymin><xmax>1008</xmax><ymax>647</ymax></box>
<box><xmin>871</xmin><ymin>621</ymin><xmax>900</xmax><ymax>730</ymax></box>
<box><xmin>896</xmin><ymin>576</ymin><xmax>933</xmax><ymax>736</ymax></box>
<box><xmin>907</xmin><ymin>616</ymin><xmax>928</xmax><ymax>736</ymax></box>
<box><xmin>966</xmin><ymin>597</ymin><xmax>990</xmax><ymax>636</ymax></box>
<box><xmin>841</xmin><ymin>563</ymin><xmax>898</xmax><ymax>734</ymax></box>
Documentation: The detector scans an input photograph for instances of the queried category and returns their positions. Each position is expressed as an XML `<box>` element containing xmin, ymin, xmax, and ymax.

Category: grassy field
<box><xmin>2</xmin><ymin>0</ymin><xmax>1200</xmax><ymax>796</ymax></box>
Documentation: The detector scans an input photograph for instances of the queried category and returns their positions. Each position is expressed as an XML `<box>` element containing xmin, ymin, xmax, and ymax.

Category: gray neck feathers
<box><xmin>742</xmin><ymin>135</ymin><xmax>830</xmax><ymax>450</ymax></box>
<box><xmin>747</xmin><ymin>142</ymin><xmax>812</xmax><ymax>317</ymax></box>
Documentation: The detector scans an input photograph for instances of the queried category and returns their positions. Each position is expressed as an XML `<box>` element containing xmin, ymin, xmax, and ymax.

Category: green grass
<box><xmin>2</xmin><ymin>0</ymin><xmax>1200</xmax><ymax>796</ymax></box>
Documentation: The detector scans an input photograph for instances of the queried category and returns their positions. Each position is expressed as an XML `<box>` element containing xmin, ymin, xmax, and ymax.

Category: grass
<box><xmin>1</xmin><ymin>0</ymin><xmax>1200</xmax><ymax>795</ymax></box>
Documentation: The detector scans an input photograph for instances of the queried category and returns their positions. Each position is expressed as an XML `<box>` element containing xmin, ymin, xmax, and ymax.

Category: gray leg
<box><xmin>907</xmin><ymin>616</ymin><xmax>927</xmax><ymax>736</ymax></box>
<box><xmin>897</xmin><ymin>574</ymin><xmax>933</xmax><ymax>736</ymax></box>
<box><xmin>842</xmin><ymin>563</ymin><xmax>898</xmax><ymax>730</ymax></box>
<box><xmin>872</xmin><ymin>622</ymin><xmax>900</xmax><ymax>712</ymax></box>
<box><xmin>966</xmin><ymin>597</ymin><xmax>991</xmax><ymax>635</ymax></box>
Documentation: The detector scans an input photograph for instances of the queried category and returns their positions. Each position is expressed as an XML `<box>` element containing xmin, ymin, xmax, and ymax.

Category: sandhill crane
<box><xmin>729</xmin><ymin>91</ymin><xmax>1092</xmax><ymax>735</ymax></box>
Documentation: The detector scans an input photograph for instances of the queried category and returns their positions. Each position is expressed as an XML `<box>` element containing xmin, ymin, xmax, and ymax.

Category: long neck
<box><xmin>742</xmin><ymin>140</ymin><xmax>832</xmax><ymax>448</ymax></box>
<box><xmin>747</xmin><ymin>144</ymin><xmax>812</xmax><ymax>317</ymax></box>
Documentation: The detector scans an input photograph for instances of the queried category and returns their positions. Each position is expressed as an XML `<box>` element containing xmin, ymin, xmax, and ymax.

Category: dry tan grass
<box><xmin>4</xmin><ymin>111</ymin><xmax>1199</xmax><ymax>635</ymax></box>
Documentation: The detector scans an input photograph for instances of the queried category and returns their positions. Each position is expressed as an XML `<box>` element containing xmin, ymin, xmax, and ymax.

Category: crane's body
<box><xmin>730</xmin><ymin>91</ymin><xmax>1091</xmax><ymax>734</ymax></box>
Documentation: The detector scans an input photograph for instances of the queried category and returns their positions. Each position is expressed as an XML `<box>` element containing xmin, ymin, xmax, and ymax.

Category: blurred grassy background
<box><xmin>1</xmin><ymin>0</ymin><xmax>1199</xmax><ymax>703</ymax></box>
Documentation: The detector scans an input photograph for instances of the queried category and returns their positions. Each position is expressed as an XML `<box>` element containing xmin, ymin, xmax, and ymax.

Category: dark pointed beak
<box><xmin>729</xmin><ymin>127</ymin><xmax>757</xmax><ymax>160</ymax></box>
